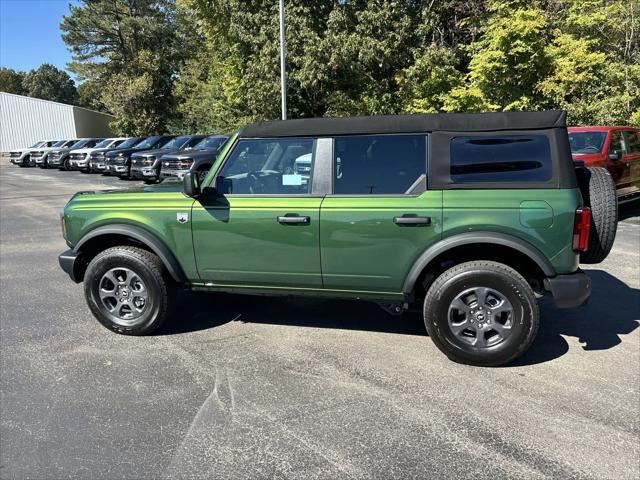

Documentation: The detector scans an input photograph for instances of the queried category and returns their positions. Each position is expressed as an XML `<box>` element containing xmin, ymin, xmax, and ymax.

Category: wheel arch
<box><xmin>73</xmin><ymin>224</ymin><xmax>188</xmax><ymax>284</ymax></box>
<box><xmin>403</xmin><ymin>232</ymin><xmax>556</xmax><ymax>298</ymax></box>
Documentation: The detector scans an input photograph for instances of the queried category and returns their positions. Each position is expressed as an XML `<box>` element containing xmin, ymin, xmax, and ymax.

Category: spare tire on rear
<box><xmin>577</xmin><ymin>166</ymin><xmax>617</xmax><ymax>264</ymax></box>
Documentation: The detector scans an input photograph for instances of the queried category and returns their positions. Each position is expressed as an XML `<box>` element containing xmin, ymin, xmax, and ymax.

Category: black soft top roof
<box><xmin>240</xmin><ymin>110</ymin><xmax>567</xmax><ymax>138</ymax></box>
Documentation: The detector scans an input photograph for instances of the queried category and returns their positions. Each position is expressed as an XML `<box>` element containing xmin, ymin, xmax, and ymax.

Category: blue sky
<box><xmin>0</xmin><ymin>0</ymin><xmax>76</xmax><ymax>74</ymax></box>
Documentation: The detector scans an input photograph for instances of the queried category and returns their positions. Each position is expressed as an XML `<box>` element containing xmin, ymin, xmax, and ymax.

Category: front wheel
<box><xmin>423</xmin><ymin>261</ymin><xmax>539</xmax><ymax>367</ymax></box>
<box><xmin>84</xmin><ymin>246</ymin><xmax>174</xmax><ymax>335</ymax></box>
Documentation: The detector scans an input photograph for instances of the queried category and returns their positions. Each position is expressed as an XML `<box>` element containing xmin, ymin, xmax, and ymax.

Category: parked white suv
<box><xmin>68</xmin><ymin>138</ymin><xmax>128</xmax><ymax>172</ymax></box>
<box><xmin>9</xmin><ymin>140</ymin><xmax>61</xmax><ymax>167</ymax></box>
<box><xmin>32</xmin><ymin>139</ymin><xmax>79</xmax><ymax>168</ymax></box>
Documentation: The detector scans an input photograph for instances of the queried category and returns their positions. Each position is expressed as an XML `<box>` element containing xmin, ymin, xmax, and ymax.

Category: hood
<box><xmin>70</xmin><ymin>147</ymin><xmax>102</xmax><ymax>155</ymax></box>
<box><xmin>106</xmin><ymin>147</ymin><xmax>152</xmax><ymax>157</ymax></box>
<box><xmin>131</xmin><ymin>148</ymin><xmax>183</xmax><ymax>158</ymax></box>
<box><xmin>30</xmin><ymin>146</ymin><xmax>60</xmax><ymax>153</ymax></box>
<box><xmin>72</xmin><ymin>180</ymin><xmax>185</xmax><ymax>198</ymax></box>
<box><xmin>161</xmin><ymin>148</ymin><xmax>220</xmax><ymax>161</ymax></box>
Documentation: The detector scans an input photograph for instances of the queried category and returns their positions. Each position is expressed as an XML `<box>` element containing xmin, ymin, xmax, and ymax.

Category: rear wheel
<box><xmin>578</xmin><ymin>166</ymin><xmax>617</xmax><ymax>264</ymax></box>
<box><xmin>423</xmin><ymin>261</ymin><xmax>539</xmax><ymax>367</ymax></box>
<box><xmin>84</xmin><ymin>246</ymin><xmax>174</xmax><ymax>335</ymax></box>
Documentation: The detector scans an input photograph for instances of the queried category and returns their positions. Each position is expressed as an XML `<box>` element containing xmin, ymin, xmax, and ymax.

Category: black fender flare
<box><xmin>402</xmin><ymin>231</ymin><xmax>556</xmax><ymax>295</ymax></box>
<box><xmin>74</xmin><ymin>224</ymin><xmax>188</xmax><ymax>283</ymax></box>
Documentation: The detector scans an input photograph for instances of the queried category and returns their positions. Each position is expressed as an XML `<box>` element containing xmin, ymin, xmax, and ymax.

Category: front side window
<box><xmin>333</xmin><ymin>135</ymin><xmax>426</xmax><ymax>194</ymax></box>
<box><xmin>217</xmin><ymin>138</ymin><xmax>315</xmax><ymax>194</ymax></box>
<box><xmin>450</xmin><ymin>135</ymin><xmax>552</xmax><ymax>183</ymax></box>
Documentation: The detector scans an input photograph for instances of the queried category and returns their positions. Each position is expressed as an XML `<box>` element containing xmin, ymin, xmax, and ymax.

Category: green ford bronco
<box><xmin>59</xmin><ymin>111</ymin><xmax>618</xmax><ymax>366</ymax></box>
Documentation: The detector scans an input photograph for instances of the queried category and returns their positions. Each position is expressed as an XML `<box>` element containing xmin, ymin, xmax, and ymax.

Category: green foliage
<box><xmin>21</xmin><ymin>64</ymin><xmax>78</xmax><ymax>104</ymax></box>
<box><xmin>0</xmin><ymin>68</ymin><xmax>26</xmax><ymax>95</ymax></box>
<box><xmin>60</xmin><ymin>0</ymin><xmax>639</xmax><ymax>131</ymax></box>
<box><xmin>61</xmin><ymin>0</ymin><xmax>198</xmax><ymax>134</ymax></box>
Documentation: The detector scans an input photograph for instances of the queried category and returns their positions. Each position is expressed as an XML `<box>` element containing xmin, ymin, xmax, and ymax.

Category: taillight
<box><xmin>573</xmin><ymin>207</ymin><xmax>591</xmax><ymax>252</ymax></box>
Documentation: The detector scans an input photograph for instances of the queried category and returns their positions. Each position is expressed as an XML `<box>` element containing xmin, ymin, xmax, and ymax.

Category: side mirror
<box><xmin>183</xmin><ymin>171</ymin><xmax>201</xmax><ymax>197</ymax></box>
<box><xmin>608</xmin><ymin>150</ymin><xmax>622</xmax><ymax>161</ymax></box>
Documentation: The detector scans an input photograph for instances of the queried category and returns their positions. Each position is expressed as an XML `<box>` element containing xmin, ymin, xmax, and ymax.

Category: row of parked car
<box><xmin>8</xmin><ymin>134</ymin><xmax>229</xmax><ymax>183</ymax></box>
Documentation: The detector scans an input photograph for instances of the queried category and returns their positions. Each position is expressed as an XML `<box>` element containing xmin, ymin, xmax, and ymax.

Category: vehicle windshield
<box><xmin>31</xmin><ymin>141</ymin><xmax>44</xmax><ymax>148</ymax></box>
<box><xmin>134</xmin><ymin>137</ymin><xmax>161</xmax><ymax>149</ymax></box>
<box><xmin>118</xmin><ymin>137</ymin><xmax>141</xmax><ymax>149</ymax></box>
<box><xmin>194</xmin><ymin>136</ymin><xmax>227</xmax><ymax>150</ymax></box>
<box><xmin>161</xmin><ymin>136</ymin><xmax>190</xmax><ymax>150</ymax></box>
<box><xmin>69</xmin><ymin>140</ymin><xmax>87</xmax><ymax>149</ymax></box>
<box><xmin>569</xmin><ymin>132</ymin><xmax>607</xmax><ymax>154</ymax></box>
<box><xmin>95</xmin><ymin>139</ymin><xmax>116</xmax><ymax>148</ymax></box>
<box><xmin>52</xmin><ymin>140</ymin><xmax>67</xmax><ymax>147</ymax></box>
<box><xmin>62</xmin><ymin>140</ymin><xmax>80</xmax><ymax>148</ymax></box>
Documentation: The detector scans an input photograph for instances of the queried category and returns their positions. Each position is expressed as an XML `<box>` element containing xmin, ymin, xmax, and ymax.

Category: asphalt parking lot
<box><xmin>0</xmin><ymin>162</ymin><xmax>638</xmax><ymax>479</ymax></box>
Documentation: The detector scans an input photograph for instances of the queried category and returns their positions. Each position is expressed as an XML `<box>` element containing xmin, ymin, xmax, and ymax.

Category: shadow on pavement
<box><xmin>619</xmin><ymin>200</ymin><xmax>639</xmax><ymax>222</ymax></box>
<box><xmin>158</xmin><ymin>270</ymin><xmax>638</xmax><ymax>366</ymax></box>
<box><xmin>513</xmin><ymin>270</ymin><xmax>639</xmax><ymax>366</ymax></box>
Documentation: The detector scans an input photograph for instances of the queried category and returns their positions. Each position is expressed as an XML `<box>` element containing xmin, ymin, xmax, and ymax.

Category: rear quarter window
<box><xmin>450</xmin><ymin>135</ymin><xmax>552</xmax><ymax>183</ymax></box>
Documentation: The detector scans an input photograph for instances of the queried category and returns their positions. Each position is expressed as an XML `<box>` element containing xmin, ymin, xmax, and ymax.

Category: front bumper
<box><xmin>160</xmin><ymin>168</ymin><xmax>188</xmax><ymax>180</ymax></box>
<box><xmin>48</xmin><ymin>157</ymin><xmax>63</xmax><ymax>166</ymax></box>
<box><xmin>59</xmin><ymin>249</ymin><xmax>82</xmax><ymax>283</ymax></box>
<box><xmin>69</xmin><ymin>160</ymin><xmax>89</xmax><ymax>170</ymax></box>
<box><xmin>131</xmin><ymin>166</ymin><xmax>158</xmax><ymax>179</ymax></box>
<box><xmin>10</xmin><ymin>157</ymin><xmax>22</xmax><ymax>164</ymax></box>
<box><xmin>34</xmin><ymin>157</ymin><xmax>46</xmax><ymax>165</ymax></box>
<box><xmin>108</xmin><ymin>164</ymin><xmax>129</xmax><ymax>174</ymax></box>
<box><xmin>545</xmin><ymin>270</ymin><xmax>591</xmax><ymax>308</ymax></box>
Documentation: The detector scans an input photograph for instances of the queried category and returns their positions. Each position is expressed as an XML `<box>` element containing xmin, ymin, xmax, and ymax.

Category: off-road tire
<box><xmin>19</xmin><ymin>156</ymin><xmax>29</xmax><ymax>168</ymax></box>
<box><xmin>578</xmin><ymin>167</ymin><xmax>617</xmax><ymax>264</ymax></box>
<box><xmin>424</xmin><ymin>261</ymin><xmax>539</xmax><ymax>367</ymax></box>
<box><xmin>84</xmin><ymin>246</ymin><xmax>174</xmax><ymax>335</ymax></box>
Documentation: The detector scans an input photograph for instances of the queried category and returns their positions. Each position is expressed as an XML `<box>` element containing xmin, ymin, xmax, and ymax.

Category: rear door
<box><xmin>608</xmin><ymin>130</ymin><xmax>631</xmax><ymax>189</ymax></box>
<box><xmin>622</xmin><ymin>130</ymin><xmax>640</xmax><ymax>193</ymax></box>
<box><xmin>319</xmin><ymin>134</ymin><xmax>442</xmax><ymax>294</ymax></box>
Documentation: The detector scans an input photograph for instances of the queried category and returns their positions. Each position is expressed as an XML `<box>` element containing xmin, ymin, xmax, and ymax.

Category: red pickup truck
<box><xmin>568</xmin><ymin>126</ymin><xmax>640</xmax><ymax>203</ymax></box>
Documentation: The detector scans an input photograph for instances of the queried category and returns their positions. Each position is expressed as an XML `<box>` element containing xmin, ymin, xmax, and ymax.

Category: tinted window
<box><xmin>117</xmin><ymin>138</ymin><xmax>140</xmax><ymax>148</ymax></box>
<box><xmin>217</xmin><ymin>138</ymin><xmax>314</xmax><ymax>194</ymax></box>
<box><xmin>569</xmin><ymin>132</ymin><xmax>606</xmax><ymax>154</ymax></box>
<box><xmin>623</xmin><ymin>131</ymin><xmax>640</xmax><ymax>154</ymax></box>
<box><xmin>450</xmin><ymin>135</ymin><xmax>552</xmax><ymax>183</ymax></box>
<box><xmin>333</xmin><ymin>135</ymin><xmax>426</xmax><ymax>194</ymax></box>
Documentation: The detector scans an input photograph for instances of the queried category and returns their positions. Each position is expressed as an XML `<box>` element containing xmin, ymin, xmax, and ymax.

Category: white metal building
<box><xmin>0</xmin><ymin>92</ymin><xmax>115</xmax><ymax>152</ymax></box>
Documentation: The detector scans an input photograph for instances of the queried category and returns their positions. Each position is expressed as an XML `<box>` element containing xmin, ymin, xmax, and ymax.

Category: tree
<box><xmin>22</xmin><ymin>64</ymin><xmax>78</xmax><ymax>104</ymax></box>
<box><xmin>61</xmin><ymin>0</ymin><xmax>197</xmax><ymax>134</ymax></box>
<box><xmin>0</xmin><ymin>68</ymin><xmax>26</xmax><ymax>95</ymax></box>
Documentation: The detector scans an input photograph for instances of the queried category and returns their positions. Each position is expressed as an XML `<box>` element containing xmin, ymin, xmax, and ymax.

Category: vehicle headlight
<box><xmin>178</xmin><ymin>159</ymin><xmax>194</xmax><ymax>169</ymax></box>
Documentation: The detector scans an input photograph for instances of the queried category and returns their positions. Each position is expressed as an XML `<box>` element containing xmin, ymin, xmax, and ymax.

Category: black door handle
<box><xmin>277</xmin><ymin>215</ymin><xmax>310</xmax><ymax>224</ymax></box>
<box><xmin>393</xmin><ymin>216</ymin><xmax>431</xmax><ymax>225</ymax></box>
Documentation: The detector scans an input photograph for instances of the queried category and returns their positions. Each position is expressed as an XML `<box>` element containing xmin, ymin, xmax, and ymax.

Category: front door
<box><xmin>191</xmin><ymin>137</ymin><xmax>323</xmax><ymax>288</ymax></box>
<box><xmin>320</xmin><ymin>134</ymin><xmax>442</xmax><ymax>293</ymax></box>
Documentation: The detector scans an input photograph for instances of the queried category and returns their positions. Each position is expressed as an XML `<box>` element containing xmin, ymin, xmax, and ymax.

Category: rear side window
<box><xmin>450</xmin><ymin>135</ymin><xmax>552</xmax><ymax>183</ymax></box>
<box><xmin>333</xmin><ymin>135</ymin><xmax>426</xmax><ymax>194</ymax></box>
<box><xmin>623</xmin><ymin>131</ymin><xmax>640</xmax><ymax>154</ymax></box>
